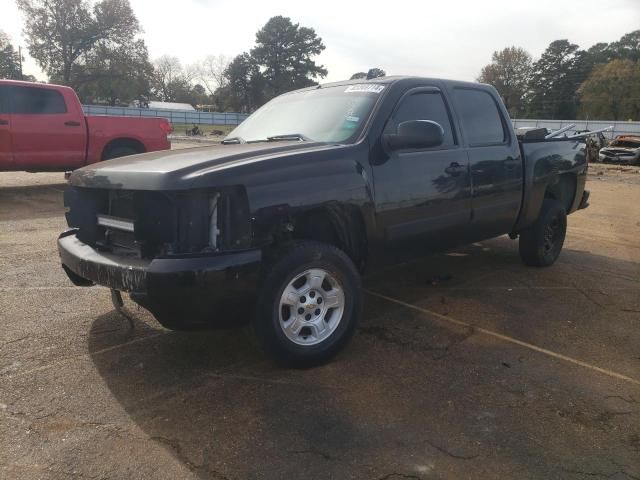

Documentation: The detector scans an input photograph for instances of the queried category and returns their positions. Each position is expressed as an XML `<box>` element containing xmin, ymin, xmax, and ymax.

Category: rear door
<box><xmin>450</xmin><ymin>87</ymin><xmax>522</xmax><ymax>239</ymax></box>
<box><xmin>0</xmin><ymin>85</ymin><xmax>11</xmax><ymax>169</ymax></box>
<box><xmin>10</xmin><ymin>85</ymin><xmax>87</xmax><ymax>170</ymax></box>
<box><xmin>373</xmin><ymin>87</ymin><xmax>472</xmax><ymax>246</ymax></box>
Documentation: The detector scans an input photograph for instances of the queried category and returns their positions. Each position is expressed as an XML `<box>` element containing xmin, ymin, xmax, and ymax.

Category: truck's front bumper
<box><xmin>58</xmin><ymin>229</ymin><xmax>262</xmax><ymax>328</ymax></box>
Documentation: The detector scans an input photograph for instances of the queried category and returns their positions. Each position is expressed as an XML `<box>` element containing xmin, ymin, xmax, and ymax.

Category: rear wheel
<box><xmin>519</xmin><ymin>198</ymin><xmax>567</xmax><ymax>267</ymax></box>
<box><xmin>253</xmin><ymin>241</ymin><xmax>362</xmax><ymax>367</ymax></box>
<box><xmin>103</xmin><ymin>145</ymin><xmax>140</xmax><ymax>160</ymax></box>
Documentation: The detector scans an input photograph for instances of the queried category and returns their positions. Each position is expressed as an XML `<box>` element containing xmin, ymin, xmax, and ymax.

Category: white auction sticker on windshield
<box><xmin>344</xmin><ymin>84</ymin><xmax>385</xmax><ymax>94</ymax></box>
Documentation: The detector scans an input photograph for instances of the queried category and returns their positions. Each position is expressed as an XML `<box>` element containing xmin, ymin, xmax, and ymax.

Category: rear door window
<box><xmin>0</xmin><ymin>86</ymin><xmax>9</xmax><ymax>114</ymax></box>
<box><xmin>452</xmin><ymin>88</ymin><xmax>507</xmax><ymax>146</ymax></box>
<box><xmin>11</xmin><ymin>86</ymin><xmax>67</xmax><ymax>114</ymax></box>
<box><xmin>389</xmin><ymin>91</ymin><xmax>456</xmax><ymax>147</ymax></box>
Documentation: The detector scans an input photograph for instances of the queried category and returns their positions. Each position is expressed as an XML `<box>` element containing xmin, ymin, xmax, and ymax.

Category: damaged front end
<box><xmin>598</xmin><ymin>148</ymin><xmax>640</xmax><ymax>164</ymax></box>
<box><xmin>598</xmin><ymin>137</ymin><xmax>640</xmax><ymax>165</ymax></box>
<box><xmin>63</xmin><ymin>186</ymin><xmax>253</xmax><ymax>260</ymax></box>
<box><xmin>58</xmin><ymin>186</ymin><xmax>262</xmax><ymax>328</ymax></box>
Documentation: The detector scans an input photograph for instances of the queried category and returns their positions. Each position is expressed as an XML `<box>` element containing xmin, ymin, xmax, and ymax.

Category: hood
<box><xmin>70</xmin><ymin>141</ymin><xmax>341</xmax><ymax>190</ymax></box>
<box><xmin>601</xmin><ymin>146</ymin><xmax>640</xmax><ymax>155</ymax></box>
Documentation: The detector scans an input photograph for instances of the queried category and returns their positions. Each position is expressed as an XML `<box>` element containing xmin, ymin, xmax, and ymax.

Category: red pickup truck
<box><xmin>0</xmin><ymin>80</ymin><xmax>172</xmax><ymax>172</ymax></box>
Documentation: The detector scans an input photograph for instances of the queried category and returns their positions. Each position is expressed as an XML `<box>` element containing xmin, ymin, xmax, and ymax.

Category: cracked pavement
<box><xmin>1</xmin><ymin>161</ymin><xmax>640</xmax><ymax>479</ymax></box>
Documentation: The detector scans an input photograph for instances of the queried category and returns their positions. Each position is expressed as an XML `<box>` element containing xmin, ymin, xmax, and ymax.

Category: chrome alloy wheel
<box><xmin>278</xmin><ymin>268</ymin><xmax>345</xmax><ymax>346</ymax></box>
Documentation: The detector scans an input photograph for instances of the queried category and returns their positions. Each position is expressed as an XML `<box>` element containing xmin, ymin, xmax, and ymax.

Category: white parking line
<box><xmin>367</xmin><ymin>290</ymin><xmax>640</xmax><ymax>387</ymax></box>
<box><xmin>435</xmin><ymin>286</ymin><xmax>635</xmax><ymax>291</ymax></box>
<box><xmin>0</xmin><ymin>286</ymin><xmax>83</xmax><ymax>290</ymax></box>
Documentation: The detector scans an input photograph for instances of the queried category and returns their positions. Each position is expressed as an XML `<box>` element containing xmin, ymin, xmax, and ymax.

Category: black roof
<box><xmin>292</xmin><ymin>75</ymin><xmax>487</xmax><ymax>94</ymax></box>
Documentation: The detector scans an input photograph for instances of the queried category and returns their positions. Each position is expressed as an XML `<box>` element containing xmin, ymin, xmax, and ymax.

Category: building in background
<box><xmin>144</xmin><ymin>101</ymin><xmax>196</xmax><ymax>111</ymax></box>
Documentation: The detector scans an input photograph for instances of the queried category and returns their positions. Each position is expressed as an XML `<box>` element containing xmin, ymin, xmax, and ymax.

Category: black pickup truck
<box><xmin>58</xmin><ymin>76</ymin><xmax>590</xmax><ymax>366</ymax></box>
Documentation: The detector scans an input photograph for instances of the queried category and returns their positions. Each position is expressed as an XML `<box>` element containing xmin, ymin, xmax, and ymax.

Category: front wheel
<box><xmin>519</xmin><ymin>198</ymin><xmax>567</xmax><ymax>267</ymax></box>
<box><xmin>253</xmin><ymin>241</ymin><xmax>362</xmax><ymax>367</ymax></box>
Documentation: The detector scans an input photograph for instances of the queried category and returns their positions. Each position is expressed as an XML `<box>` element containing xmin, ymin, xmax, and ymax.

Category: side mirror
<box><xmin>384</xmin><ymin>120</ymin><xmax>445</xmax><ymax>151</ymax></box>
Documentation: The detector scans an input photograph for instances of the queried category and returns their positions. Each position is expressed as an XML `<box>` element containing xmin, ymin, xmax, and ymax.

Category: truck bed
<box><xmin>84</xmin><ymin>115</ymin><xmax>172</xmax><ymax>165</ymax></box>
<box><xmin>515</xmin><ymin>137</ymin><xmax>588</xmax><ymax>232</ymax></box>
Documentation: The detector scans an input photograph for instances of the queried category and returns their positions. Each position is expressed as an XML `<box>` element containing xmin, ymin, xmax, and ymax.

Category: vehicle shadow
<box><xmin>364</xmin><ymin>236</ymin><xmax>640</xmax><ymax>377</ymax></box>
<box><xmin>87</xmin><ymin>241</ymin><xmax>640</xmax><ymax>479</ymax></box>
<box><xmin>87</xmin><ymin>310</ymin><xmax>369</xmax><ymax>479</ymax></box>
<box><xmin>0</xmin><ymin>183</ymin><xmax>67</xmax><ymax>221</ymax></box>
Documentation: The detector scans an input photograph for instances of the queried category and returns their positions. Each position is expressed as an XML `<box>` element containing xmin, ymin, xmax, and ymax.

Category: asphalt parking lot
<box><xmin>1</xmin><ymin>154</ymin><xmax>639</xmax><ymax>480</ymax></box>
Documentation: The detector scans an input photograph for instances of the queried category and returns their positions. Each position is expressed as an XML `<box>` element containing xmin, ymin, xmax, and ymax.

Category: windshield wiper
<box><xmin>266</xmin><ymin>133</ymin><xmax>311</xmax><ymax>142</ymax></box>
<box><xmin>242</xmin><ymin>133</ymin><xmax>313</xmax><ymax>144</ymax></box>
<box><xmin>221</xmin><ymin>136</ymin><xmax>246</xmax><ymax>145</ymax></box>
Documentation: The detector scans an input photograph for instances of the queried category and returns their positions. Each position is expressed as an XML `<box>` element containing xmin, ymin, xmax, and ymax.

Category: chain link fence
<box><xmin>83</xmin><ymin>105</ymin><xmax>640</xmax><ymax>137</ymax></box>
<box><xmin>82</xmin><ymin>105</ymin><xmax>249</xmax><ymax>125</ymax></box>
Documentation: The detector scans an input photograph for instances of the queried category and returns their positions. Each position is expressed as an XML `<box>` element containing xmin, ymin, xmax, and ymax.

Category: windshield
<box><xmin>225</xmin><ymin>84</ymin><xmax>385</xmax><ymax>144</ymax></box>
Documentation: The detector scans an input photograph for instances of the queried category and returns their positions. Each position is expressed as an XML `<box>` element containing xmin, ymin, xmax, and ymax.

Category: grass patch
<box><xmin>170</xmin><ymin>123</ymin><xmax>235</xmax><ymax>136</ymax></box>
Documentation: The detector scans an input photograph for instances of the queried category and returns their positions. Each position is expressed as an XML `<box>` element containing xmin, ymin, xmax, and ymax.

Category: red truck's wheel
<box><xmin>103</xmin><ymin>145</ymin><xmax>139</xmax><ymax>160</ymax></box>
<box><xmin>519</xmin><ymin>199</ymin><xmax>567</xmax><ymax>267</ymax></box>
<box><xmin>253</xmin><ymin>241</ymin><xmax>362</xmax><ymax>367</ymax></box>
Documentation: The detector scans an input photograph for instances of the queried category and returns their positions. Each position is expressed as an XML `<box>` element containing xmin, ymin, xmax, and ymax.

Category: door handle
<box><xmin>0</xmin><ymin>119</ymin><xmax>8</xmax><ymax>126</ymax></box>
<box><xmin>444</xmin><ymin>162</ymin><xmax>466</xmax><ymax>176</ymax></box>
<box><xmin>64</xmin><ymin>120</ymin><xmax>81</xmax><ymax>127</ymax></box>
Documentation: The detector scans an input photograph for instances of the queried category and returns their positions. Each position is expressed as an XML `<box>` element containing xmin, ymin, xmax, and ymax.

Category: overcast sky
<box><xmin>2</xmin><ymin>0</ymin><xmax>640</xmax><ymax>83</ymax></box>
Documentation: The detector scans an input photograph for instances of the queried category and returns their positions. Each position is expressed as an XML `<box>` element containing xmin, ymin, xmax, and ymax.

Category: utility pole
<box><xmin>18</xmin><ymin>46</ymin><xmax>23</xmax><ymax>80</ymax></box>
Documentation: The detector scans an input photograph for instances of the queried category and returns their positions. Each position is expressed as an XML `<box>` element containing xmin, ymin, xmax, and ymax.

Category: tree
<box><xmin>151</xmin><ymin>55</ymin><xmax>195</xmax><ymax>103</ymax></box>
<box><xmin>351</xmin><ymin>68</ymin><xmax>386</xmax><ymax>80</ymax></box>
<box><xmin>366</xmin><ymin>68</ymin><xmax>386</xmax><ymax>79</ymax></box>
<box><xmin>75</xmin><ymin>39</ymin><xmax>153</xmax><ymax>105</ymax></box>
<box><xmin>218</xmin><ymin>53</ymin><xmax>264</xmax><ymax>112</ymax></box>
<box><xmin>150</xmin><ymin>58</ymin><xmax>209</xmax><ymax>107</ymax></box>
<box><xmin>578</xmin><ymin>59</ymin><xmax>640</xmax><ymax>120</ymax></box>
<box><xmin>608</xmin><ymin>30</ymin><xmax>640</xmax><ymax>62</ymax></box>
<box><xmin>582</xmin><ymin>42</ymin><xmax>612</xmax><ymax>66</ymax></box>
<box><xmin>481</xmin><ymin>30</ymin><xmax>640</xmax><ymax>120</ymax></box>
<box><xmin>568</xmin><ymin>43</ymin><xmax>614</xmax><ymax>99</ymax></box>
<box><xmin>197</xmin><ymin>54</ymin><xmax>231</xmax><ymax>96</ymax></box>
<box><xmin>0</xmin><ymin>30</ymin><xmax>22</xmax><ymax>80</ymax></box>
<box><xmin>527</xmin><ymin>40</ymin><xmax>582</xmax><ymax>119</ymax></box>
<box><xmin>477</xmin><ymin>47</ymin><xmax>532</xmax><ymax>117</ymax></box>
<box><xmin>350</xmin><ymin>68</ymin><xmax>386</xmax><ymax>80</ymax></box>
<box><xmin>190</xmin><ymin>83</ymin><xmax>209</xmax><ymax>107</ymax></box>
<box><xmin>17</xmin><ymin>0</ymin><xmax>140</xmax><ymax>85</ymax></box>
<box><xmin>250</xmin><ymin>16</ymin><xmax>327</xmax><ymax>99</ymax></box>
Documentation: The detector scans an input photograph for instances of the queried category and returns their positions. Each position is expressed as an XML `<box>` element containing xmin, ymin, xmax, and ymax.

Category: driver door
<box><xmin>0</xmin><ymin>85</ymin><xmax>11</xmax><ymax>169</ymax></box>
<box><xmin>372</xmin><ymin>87</ymin><xmax>472</xmax><ymax>248</ymax></box>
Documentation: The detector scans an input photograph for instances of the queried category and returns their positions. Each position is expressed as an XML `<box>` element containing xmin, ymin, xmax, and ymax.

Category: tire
<box><xmin>519</xmin><ymin>198</ymin><xmax>567</xmax><ymax>267</ymax></box>
<box><xmin>103</xmin><ymin>145</ymin><xmax>139</xmax><ymax>160</ymax></box>
<box><xmin>253</xmin><ymin>241</ymin><xmax>363</xmax><ymax>367</ymax></box>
